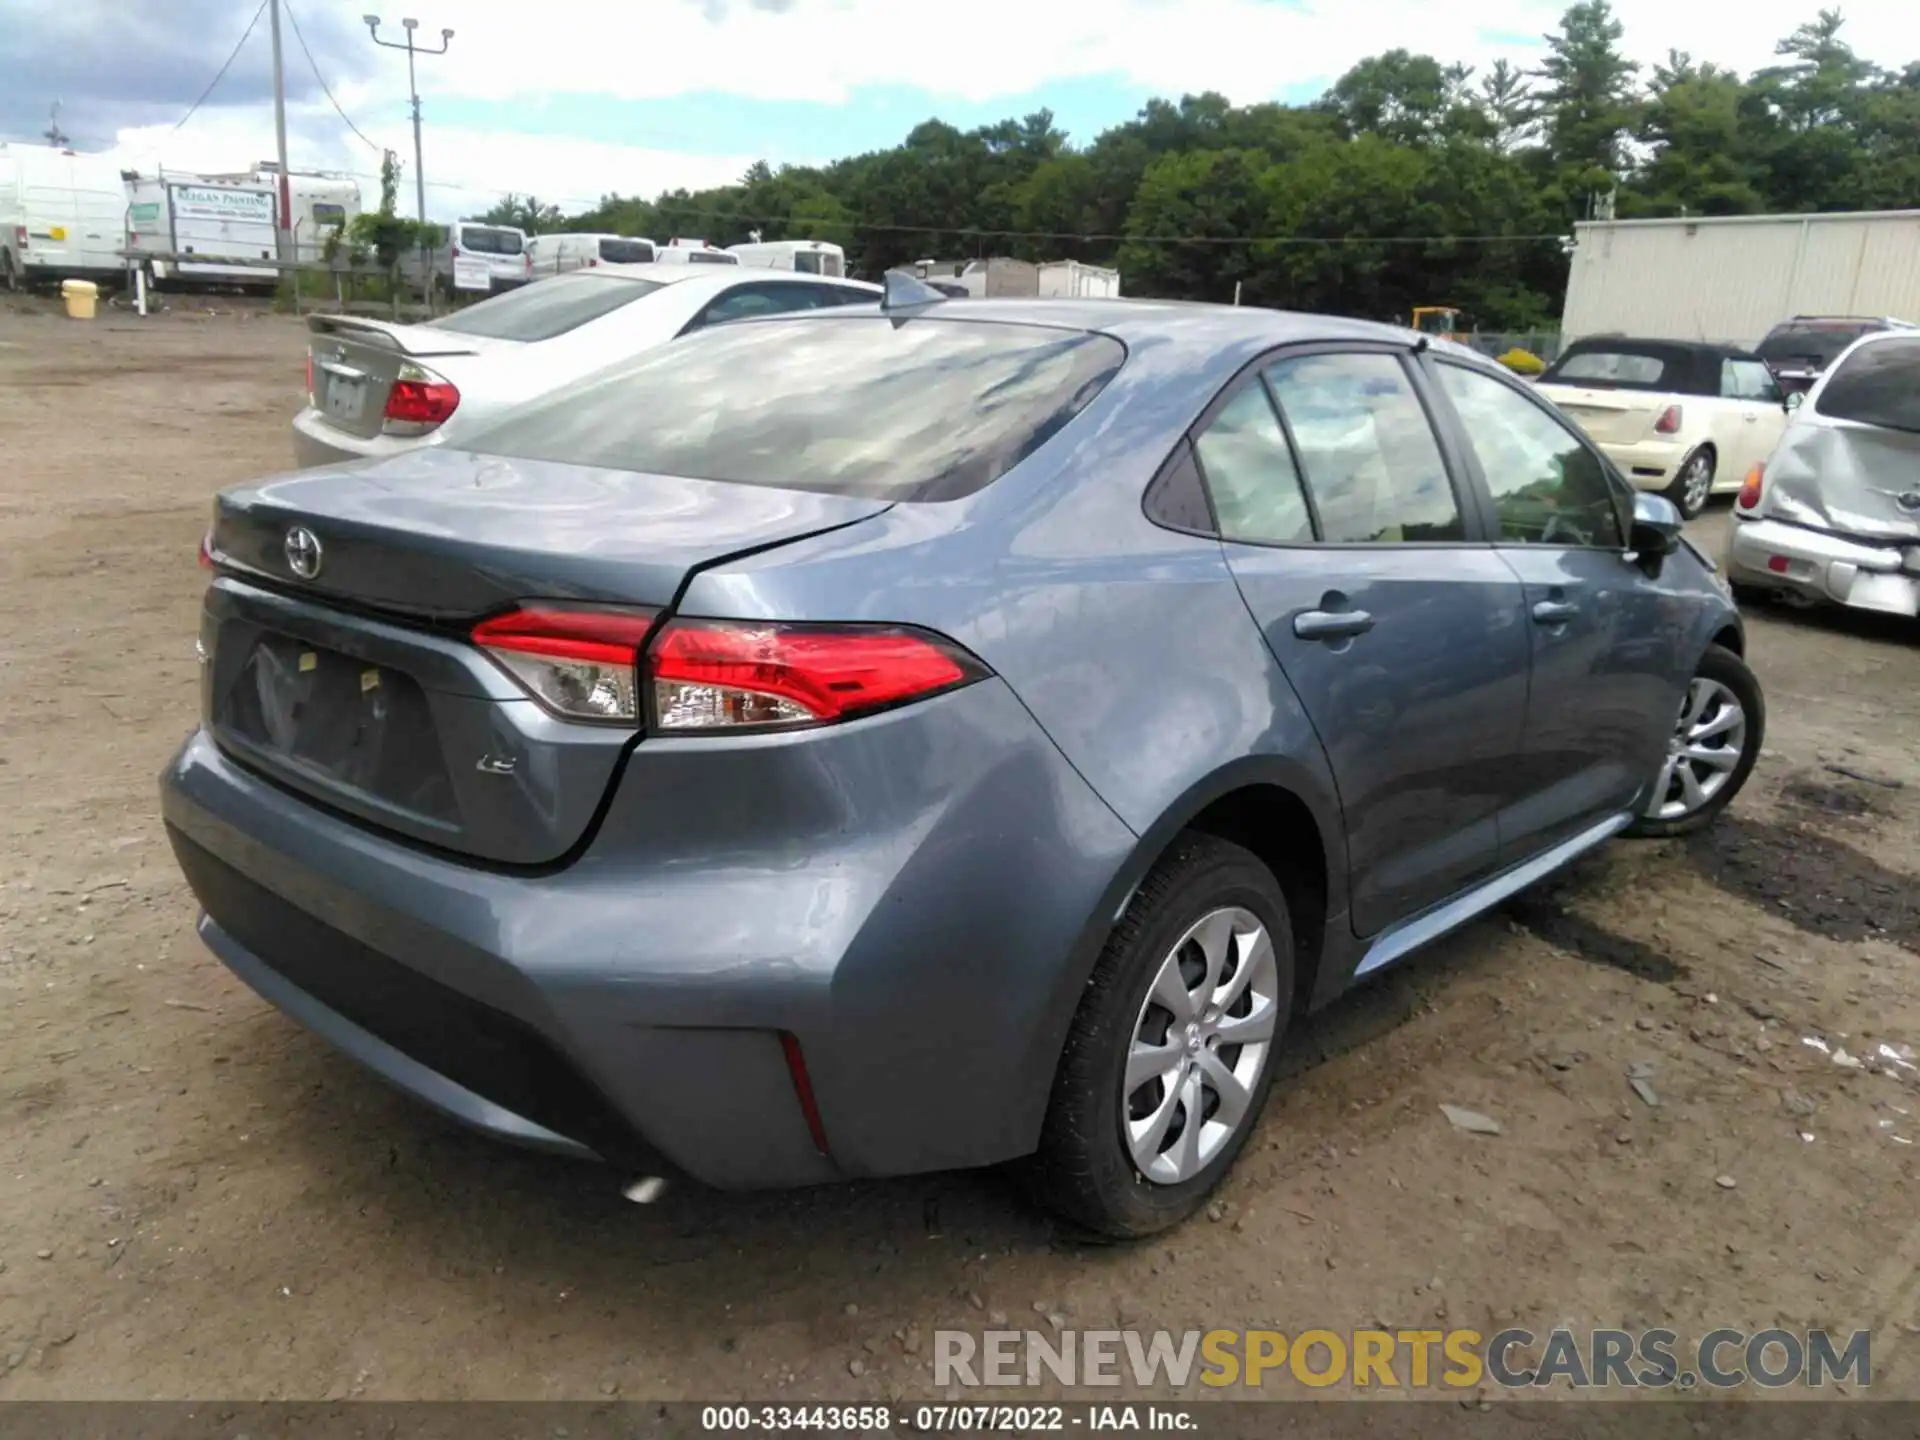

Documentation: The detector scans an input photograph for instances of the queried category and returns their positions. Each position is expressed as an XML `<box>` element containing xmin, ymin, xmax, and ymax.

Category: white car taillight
<box><xmin>381</xmin><ymin>360</ymin><xmax>460</xmax><ymax>437</ymax></box>
<box><xmin>1654</xmin><ymin>404</ymin><xmax>1683</xmax><ymax>435</ymax></box>
<box><xmin>471</xmin><ymin>605</ymin><xmax>658</xmax><ymax>723</ymax></box>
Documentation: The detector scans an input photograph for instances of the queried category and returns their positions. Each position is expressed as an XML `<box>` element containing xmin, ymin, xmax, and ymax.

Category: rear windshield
<box><xmin>1543</xmin><ymin>349</ymin><xmax>1671</xmax><ymax>388</ymax></box>
<box><xmin>686</xmin><ymin>250</ymin><xmax>737</xmax><ymax>265</ymax></box>
<box><xmin>598</xmin><ymin>237</ymin><xmax>655</xmax><ymax>264</ymax></box>
<box><xmin>1814</xmin><ymin>337</ymin><xmax>1920</xmax><ymax>433</ymax></box>
<box><xmin>433</xmin><ymin>272</ymin><xmax>665</xmax><ymax>342</ymax></box>
<box><xmin>457</xmin><ymin>225</ymin><xmax>524</xmax><ymax>256</ymax></box>
<box><xmin>1758</xmin><ymin>322</ymin><xmax>1881</xmax><ymax>369</ymax></box>
<box><xmin>467</xmin><ymin>316</ymin><xmax>1126</xmax><ymax>500</ymax></box>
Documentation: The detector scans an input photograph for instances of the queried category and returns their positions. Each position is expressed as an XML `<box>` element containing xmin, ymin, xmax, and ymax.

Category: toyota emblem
<box><xmin>284</xmin><ymin>526</ymin><xmax>323</xmax><ymax>580</ymax></box>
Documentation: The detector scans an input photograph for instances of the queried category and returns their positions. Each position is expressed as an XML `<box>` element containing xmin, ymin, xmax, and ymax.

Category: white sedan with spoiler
<box><xmin>292</xmin><ymin>264</ymin><xmax>878</xmax><ymax>468</ymax></box>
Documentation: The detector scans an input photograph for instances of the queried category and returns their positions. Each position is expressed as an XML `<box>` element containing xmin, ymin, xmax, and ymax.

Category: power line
<box><xmin>171</xmin><ymin>0</ymin><xmax>271</xmax><ymax>137</ymax></box>
<box><xmin>282</xmin><ymin>0</ymin><xmax>381</xmax><ymax>153</ymax></box>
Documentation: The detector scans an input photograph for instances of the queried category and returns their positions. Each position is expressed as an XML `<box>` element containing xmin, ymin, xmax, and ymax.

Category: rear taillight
<box><xmin>1654</xmin><ymin>405</ymin><xmax>1682</xmax><ymax>435</ymax></box>
<box><xmin>198</xmin><ymin>529</ymin><xmax>215</xmax><ymax>570</ymax></box>
<box><xmin>11</xmin><ymin>224</ymin><xmax>26</xmax><ymax>250</ymax></box>
<box><xmin>647</xmin><ymin>619</ymin><xmax>987</xmax><ymax>732</ymax></box>
<box><xmin>1737</xmin><ymin>463</ymin><xmax>1764</xmax><ymax>510</ymax></box>
<box><xmin>471</xmin><ymin>605</ymin><xmax>658</xmax><ymax>723</ymax></box>
<box><xmin>304</xmin><ymin>351</ymin><xmax>314</xmax><ymax>402</ymax></box>
<box><xmin>472</xmin><ymin>609</ymin><xmax>989</xmax><ymax>730</ymax></box>
<box><xmin>382</xmin><ymin>361</ymin><xmax>459</xmax><ymax>436</ymax></box>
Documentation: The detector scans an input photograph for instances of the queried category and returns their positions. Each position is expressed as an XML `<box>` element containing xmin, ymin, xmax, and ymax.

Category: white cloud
<box><xmin>421</xmin><ymin>0</ymin><xmax>1916</xmax><ymax>107</ymax></box>
<box><xmin>86</xmin><ymin>0</ymin><xmax>1920</xmax><ymax>220</ymax></box>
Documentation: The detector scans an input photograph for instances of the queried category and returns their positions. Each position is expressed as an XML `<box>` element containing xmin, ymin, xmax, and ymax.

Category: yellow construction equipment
<box><xmin>1410</xmin><ymin>306</ymin><xmax>1467</xmax><ymax>342</ymax></box>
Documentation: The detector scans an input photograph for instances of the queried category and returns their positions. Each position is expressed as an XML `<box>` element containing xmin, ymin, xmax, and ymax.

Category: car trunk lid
<box><xmin>202</xmin><ymin>447</ymin><xmax>893</xmax><ymax>862</ymax></box>
<box><xmin>304</xmin><ymin>314</ymin><xmax>515</xmax><ymax>441</ymax></box>
<box><xmin>1535</xmin><ymin>383</ymin><xmax>1670</xmax><ymax>446</ymax></box>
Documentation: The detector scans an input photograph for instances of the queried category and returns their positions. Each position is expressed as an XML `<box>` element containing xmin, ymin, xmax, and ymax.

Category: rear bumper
<box><xmin>160</xmin><ymin>676</ymin><xmax>1136</xmax><ymax>1188</ymax></box>
<box><xmin>1595</xmin><ymin>438</ymin><xmax>1688</xmax><ymax>489</ymax></box>
<box><xmin>290</xmin><ymin>407</ymin><xmax>427</xmax><ymax>469</ymax></box>
<box><xmin>1725</xmin><ymin>515</ymin><xmax>1920</xmax><ymax>615</ymax></box>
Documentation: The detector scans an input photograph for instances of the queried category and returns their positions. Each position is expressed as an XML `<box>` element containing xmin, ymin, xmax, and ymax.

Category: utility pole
<box><xmin>43</xmin><ymin>100</ymin><xmax>69</xmax><ymax>148</ymax></box>
<box><xmin>268</xmin><ymin>0</ymin><xmax>293</xmax><ymax>264</ymax></box>
<box><xmin>365</xmin><ymin>14</ymin><xmax>454</xmax><ymax>223</ymax></box>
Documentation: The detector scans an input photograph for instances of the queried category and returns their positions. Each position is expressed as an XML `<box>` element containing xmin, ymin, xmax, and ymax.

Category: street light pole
<box><xmin>364</xmin><ymin>14</ymin><xmax>453</xmax><ymax>223</ymax></box>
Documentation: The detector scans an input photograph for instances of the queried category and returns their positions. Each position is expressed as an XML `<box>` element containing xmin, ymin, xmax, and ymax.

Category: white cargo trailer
<box><xmin>1037</xmin><ymin>260</ymin><xmax>1121</xmax><ymax>298</ymax></box>
<box><xmin>1561</xmin><ymin>209</ymin><xmax>1920</xmax><ymax>348</ymax></box>
<box><xmin>126</xmin><ymin>174</ymin><xmax>278</xmax><ymax>287</ymax></box>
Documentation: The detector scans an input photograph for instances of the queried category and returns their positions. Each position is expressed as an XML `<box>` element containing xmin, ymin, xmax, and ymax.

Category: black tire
<box><xmin>1022</xmin><ymin>834</ymin><xmax>1294</xmax><ymax>1239</ymax></box>
<box><xmin>1626</xmin><ymin>643</ymin><xmax>1765</xmax><ymax>839</ymax></box>
<box><xmin>2</xmin><ymin>250</ymin><xmax>18</xmax><ymax>293</ymax></box>
<box><xmin>1664</xmin><ymin>445</ymin><xmax>1716</xmax><ymax>520</ymax></box>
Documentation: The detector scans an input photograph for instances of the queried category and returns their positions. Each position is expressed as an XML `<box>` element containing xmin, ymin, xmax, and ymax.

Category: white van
<box><xmin>422</xmin><ymin>220</ymin><xmax>533</xmax><ymax>295</ymax></box>
<box><xmin>726</xmin><ymin>238</ymin><xmax>846</xmax><ymax>277</ymax></box>
<box><xmin>527</xmin><ymin>232</ymin><xmax>656</xmax><ymax>277</ymax></box>
<box><xmin>0</xmin><ymin>142</ymin><xmax>126</xmax><ymax>289</ymax></box>
<box><xmin>655</xmin><ymin>237</ymin><xmax>739</xmax><ymax>266</ymax></box>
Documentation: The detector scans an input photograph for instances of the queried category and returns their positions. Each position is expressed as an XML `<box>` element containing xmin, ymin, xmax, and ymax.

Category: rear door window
<box><xmin>1435</xmin><ymin>362</ymin><xmax>1624</xmax><ymax>548</ymax></box>
<box><xmin>1262</xmin><ymin>352</ymin><xmax>1464</xmax><ymax>543</ymax></box>
<box><xmin>457</xmin><ymin>225</ymin><xmax>524</xmax><ymax>256</ymax></box>
<box><xmin>1815</xmin><ymin>337</ymin><xmax>1920</xmax><ymax>433</ymax></box>
<box><xmin>432</xmin><ymin>273</ymin><xmax>665</xmax><ymax>342</ymax></box>
<box><xmin>598</xmin><ymin>237</ymin><xmax>655</xmax><ymax>264</ymax></box>
<box><xmin>1192</xmin><ymin>385</ymin><xmax>1314</xmax><ymax>545</ymax></box>
<box><xmin>466</xmin><ymin>316</ymin><xmax>1125</xmax><ymax>501</ymax></box>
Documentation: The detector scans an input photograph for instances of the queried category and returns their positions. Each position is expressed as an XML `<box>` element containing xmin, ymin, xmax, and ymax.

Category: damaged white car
<box><xmin>1727</xmin><ymin>328</ymin><xmax>1920</xmax><ymax>619</ymax></box>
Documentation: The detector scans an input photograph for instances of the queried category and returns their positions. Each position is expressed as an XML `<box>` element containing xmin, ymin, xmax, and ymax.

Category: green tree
<box><xmin>478</xmin><ymin>193</ymin><xmax>562</xmax><ymax>232</ymax></box>
<box><xmin>1533</xmin><ymin>1</ymin><xmax>1642</xmax><ymax>209</ymax></box>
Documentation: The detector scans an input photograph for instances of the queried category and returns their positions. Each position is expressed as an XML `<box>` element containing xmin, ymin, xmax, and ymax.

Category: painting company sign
<box><xmin>170</xmin><ymin>184</ymin><xmax>276</xmax><ymax>225</ymax></box>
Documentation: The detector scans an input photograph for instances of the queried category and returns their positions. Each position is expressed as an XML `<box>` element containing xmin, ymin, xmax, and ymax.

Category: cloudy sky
<box><xmin>1</xmin><ymin>0</ymin><xmax>1913</xmax><ymax>224</ymax></box>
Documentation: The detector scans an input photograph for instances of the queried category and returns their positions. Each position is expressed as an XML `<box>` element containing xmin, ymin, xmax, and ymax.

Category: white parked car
<box><xmin>1726</xmin><ymin>327</ymin><xmax>1920</xmax><ymax>618</ymax></box>
<box><xmin>526</xmin><ymin>232</ymin><xmax>656</xmax><ymax>276</ymax></box>
<box><xmin>291</xmin><ymin>264</ymin><xmax>879</xmax><ymax>468</ymax></box>
<box><xmin>1534</xmin><ymin>338</ymin><xmax>1790</xmax><ymax>519</ymax></box>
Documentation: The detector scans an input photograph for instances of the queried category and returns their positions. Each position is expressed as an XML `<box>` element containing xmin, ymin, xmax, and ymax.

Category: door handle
<box><xmin>1532</xmin><ymin>599</ymin><xmax>1579</xmax><ymax>625</ymax></box>
<box><xmin>1293</xmin><ymin>609</ymin><xmax>1375</xmax><ymax>641</ymax></box>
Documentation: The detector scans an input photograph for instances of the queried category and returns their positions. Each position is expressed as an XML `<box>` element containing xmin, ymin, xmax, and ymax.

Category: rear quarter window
<box><xmin>433</xmin><ymin>273</ymin><xmax>665</xmax><ymax>342</ymax></box>
<box><xmin>465</xmin><ymin>316</ymin><xmax>1126</xmax><ymax>501</ymax></box>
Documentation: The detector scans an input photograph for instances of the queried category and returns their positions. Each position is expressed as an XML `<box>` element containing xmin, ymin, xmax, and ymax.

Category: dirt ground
<box><xmin>2</xmin><ymin>306</ymin><xmax>1918</xmax><ymax>1403</ymax></box>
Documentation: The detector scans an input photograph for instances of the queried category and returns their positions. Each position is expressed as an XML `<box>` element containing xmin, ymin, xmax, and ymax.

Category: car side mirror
<box><xmin>1784</xmin><ymin>391</ymin><xmax>1805</xmax><ymax>413</ymax></box>
<box><xmin>1628</xmin><ymin>493</ymin><xmax>1683</xmax><ymax>575</ymax></box>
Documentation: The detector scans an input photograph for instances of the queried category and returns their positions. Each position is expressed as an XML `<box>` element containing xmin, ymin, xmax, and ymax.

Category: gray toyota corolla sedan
<box><xmin>162</xmin><ymin>279</ymin><xmax>1763</xmax><ymax>1237</ymax></box>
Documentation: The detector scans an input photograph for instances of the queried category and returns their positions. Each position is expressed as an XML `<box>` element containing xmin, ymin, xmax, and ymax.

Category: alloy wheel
<box><xmin>1122</xmin><ymin>906</ymin><xmax>1280</xmax><ymax>1185</ymax></box>
<box><xmin>1682</xmin><ymin>453</ymin><xmax>1714</xmax><ymax>514</ymax></box>
<box><xmin>1644</xmin><ymin>677</ymin><xmax>1747</xmax><ymax>822</ymax></box>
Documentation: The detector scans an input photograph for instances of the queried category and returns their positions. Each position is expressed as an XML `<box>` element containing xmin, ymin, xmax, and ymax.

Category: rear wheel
<box><xmin>1024</xmin><ymin>835</ymin><xmax>1293</xmax><ymax>1239</ymax></box>
<box><xmin>1627</xmin><ymin>644</ymin><xmax>1764</xmax><ymax>838</ymax></box>
<box><xmin>1666</xmin><ymin>446</ymin><xmax>1716</xmax><ymax>520</ymax></box>
<box><xmin>2</xmin><ymin>250</ymin><xmax>19</xmax><ymax>293</ymax></box>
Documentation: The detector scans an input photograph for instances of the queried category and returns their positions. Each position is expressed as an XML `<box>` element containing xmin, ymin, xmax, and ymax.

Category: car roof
<box><xmin>1557</xmin><ymin>335</ymin><xmax>1763</xmax><ymax>362</ymax></box>
<box><xmin>586</xmin><ymin>262</ymin><xmax>878</xmax><ymax>290</ymax></box>
<box><xmin>727</xmin><ymin>294</ymin><xmax>1483</xmax><ymax>363</ymax></box>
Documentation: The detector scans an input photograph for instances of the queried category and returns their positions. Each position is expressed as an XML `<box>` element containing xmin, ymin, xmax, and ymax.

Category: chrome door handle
<box><xmin>1532</xmin><ymin>599</ymin><xmax>1579</xmax><ymax>625</ymax></box>
<box><xmin>1293</xmin><ymin>609</ymin><xmax>1375</xmax><ymax>641</ymax></box>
